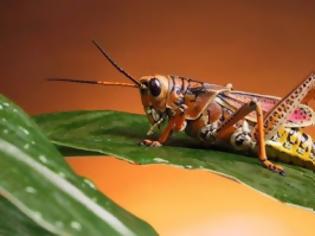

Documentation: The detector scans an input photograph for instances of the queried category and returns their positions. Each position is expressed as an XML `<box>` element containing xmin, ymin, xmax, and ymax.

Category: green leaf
<box><xmin>34</xmin><ymin>110</ymin><xmax>315</xmax><ymax>212</ymax></box>
<box><xmin>0</xmin><ymin>197</ymin><xmax>53</xmax><ymax>236</ymax></box>
<box><xmin>0</xmin><ymin>96</ymin><xmax>157</xmax><ymax>236</ymax></box>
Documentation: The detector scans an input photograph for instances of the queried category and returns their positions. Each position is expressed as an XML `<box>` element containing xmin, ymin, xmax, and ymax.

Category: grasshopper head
<box><xmin>48</xmin><ymin>41</ymin><xmax>171</xmax><ymax>128</ymax></box>
<box><xmin>139</xmin><ymin>75</ymin><xmax>169</xmax><ymax>125</ymax></box>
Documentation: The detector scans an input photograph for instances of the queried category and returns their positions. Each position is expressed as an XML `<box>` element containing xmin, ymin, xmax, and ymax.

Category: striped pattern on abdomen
<box><xmin>266</xmin><ymin>127</ymin><xmax>315</xmax><ymax>171</ymax></box>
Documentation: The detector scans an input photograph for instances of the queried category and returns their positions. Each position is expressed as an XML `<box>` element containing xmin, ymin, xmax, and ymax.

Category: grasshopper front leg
<box><xmin>215</xmin><ymin>100</ymin><xmax>285</xmax><ymax>175</ymax></box>
<box><xmin>141</xmin><ymin>111</ymin><xmax>186</xmax><ymax>147</ymax></box>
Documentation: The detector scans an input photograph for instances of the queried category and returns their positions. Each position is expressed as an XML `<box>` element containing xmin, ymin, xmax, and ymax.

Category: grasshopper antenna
<box><xmin>92</xmin><ymin>40</ymin><xmax>141</xmax><ymax>87</ymax></box>
<box><xmin>46</xmin><ymin>77</ymin><xmax>137</xmax><ymax>88</ymax></box>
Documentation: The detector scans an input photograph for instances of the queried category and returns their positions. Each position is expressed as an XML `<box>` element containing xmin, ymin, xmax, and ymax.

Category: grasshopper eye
<box><xmin>149</xmin><ymin>78</ymin><xmax>161</xmax><ymax>96</ymax></box>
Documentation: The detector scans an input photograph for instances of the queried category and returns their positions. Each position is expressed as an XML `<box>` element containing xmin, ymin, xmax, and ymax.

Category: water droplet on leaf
<box><xmin>70</xmin><ymin>221</ymin><xmax>82</xmax><ymax>231</ymax></box>
<box><xmin>39</xmin><ymin>155</ymin><xmax>47</xmax><ymax>163</ymax></box>
<box><xmin>25</xmin><ymin>186</ymin><xmax>37</xmax><ymax>194</ymax></box>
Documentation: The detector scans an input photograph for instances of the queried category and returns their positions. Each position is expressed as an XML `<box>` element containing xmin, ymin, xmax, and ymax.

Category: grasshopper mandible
<box><xmin>49</xmin><ymin>40</ymin><xmax>315</xmax><ymax>175</ymax></box>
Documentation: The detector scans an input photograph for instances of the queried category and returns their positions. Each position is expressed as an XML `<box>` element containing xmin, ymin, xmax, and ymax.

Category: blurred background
<box><xmin>1</xmin><ymin>1</ymin><xmax>315</xmax><ymax>235</ymax></box>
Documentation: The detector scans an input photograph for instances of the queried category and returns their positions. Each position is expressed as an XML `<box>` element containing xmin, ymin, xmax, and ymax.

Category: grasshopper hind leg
<box><xmin>264</xmin><ymin>73</ymin><xmax>315</xmax><ymax>140</ymax></box>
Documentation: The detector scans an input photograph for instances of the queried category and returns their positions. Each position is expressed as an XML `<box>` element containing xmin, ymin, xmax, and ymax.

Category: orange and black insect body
<box><xmin>48</xmin><ymin>41</ymin><xmax>315</xmax><ymax>175</ymax></box>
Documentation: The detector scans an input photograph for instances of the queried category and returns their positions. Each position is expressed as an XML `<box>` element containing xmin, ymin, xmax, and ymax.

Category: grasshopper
<box><xmin>49</xmin><ymin>40</ymin><xmax>315</xmax><ymax>175</ymax></box>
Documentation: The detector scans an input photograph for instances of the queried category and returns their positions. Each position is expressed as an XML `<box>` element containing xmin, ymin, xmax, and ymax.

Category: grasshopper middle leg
<box><xmin>214</xmin><ymin>100</ymin><xmax>285</xmax><ymax>175</ymax></box>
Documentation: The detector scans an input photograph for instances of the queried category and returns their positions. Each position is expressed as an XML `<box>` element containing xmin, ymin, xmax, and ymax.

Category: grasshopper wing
<box><xmin>216</xmin><ymin>90</ymin><xmax>315</xmax><ymax>128</ymax></box>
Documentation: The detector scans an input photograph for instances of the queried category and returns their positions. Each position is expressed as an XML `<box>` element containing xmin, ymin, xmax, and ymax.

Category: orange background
<box><xmin>1</xmin><ymin>1</ymin><xmax>315</xmax><ymax>235</ymax></box>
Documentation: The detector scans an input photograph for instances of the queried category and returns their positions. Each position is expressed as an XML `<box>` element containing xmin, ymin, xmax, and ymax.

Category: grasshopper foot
<box><xmin>262</xmin><ymin>160</ymin><xmax>285</xmax><ymax>176</ymax></box>
<box><xmin>140</xmin><ymin>139</ymin><xmax>162</xmax><ymax>147</ymax></box>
